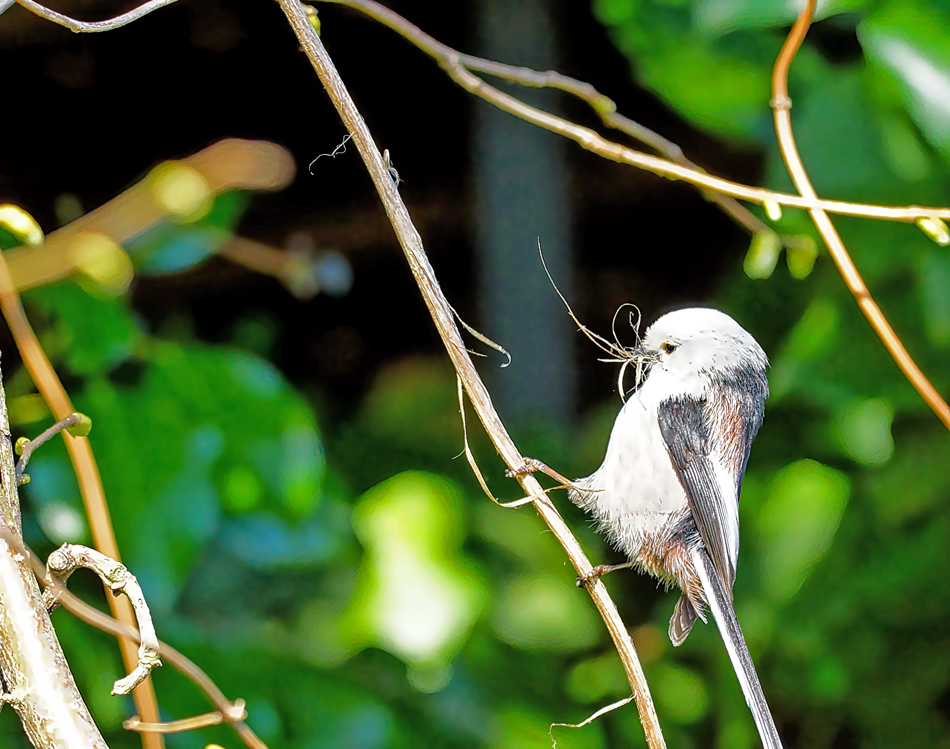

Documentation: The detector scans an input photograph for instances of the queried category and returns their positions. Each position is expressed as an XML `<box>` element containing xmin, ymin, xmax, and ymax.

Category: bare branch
<box><xmin>318</xmin><ymin>0</ymin><xmax>950</xmax><ymax>224</ymax></box>
<box><xmin>770</xmin><ymin>1</ymin><xmax>950</xmax><ymax>432</ymax></box>
<box><xmin>0</xmin><ymin>376</ymin><xmax>106</xmax><ymax>746</ymax></box>
<box><xmin>0</xmin><ymin>227</ymin><xmax>166</xmax><ymax>746</ymax></box>
<box><xmin>275</xmin><ymin>1</ymin><xmax>667</xmax><ymax>745</ymax></box>
<box><xmin>319</xmin><ymin>0</ymin><xmax>950</xmax><ymax>430</ymax></box>
<box><xmin>15</xmin><ymin>412</ymin><xmax>91</xmax><ymax>485</ymax></box>
<box><xmin>328</xmin><ymin>1</ymin><xmax>802</xmax><ymax>251</ymax></box>
<box><xmin>124</xmin><ymin>703</ymin><xmax>246</xmax><ymax>734</ymax></box>
<box><xmin>0</xmin><ymin>528</ymin><xmax>271</xmax><ymax>749</ymax></box>
<box><xmin>45</xmin><ymin>544</ymin><xmax>162</xmax><ymax>695</ymax></box>
<box><xmin>15</xmin><ymin>0</ymin><xmax>178</xmax><ymax>33</ymax></box>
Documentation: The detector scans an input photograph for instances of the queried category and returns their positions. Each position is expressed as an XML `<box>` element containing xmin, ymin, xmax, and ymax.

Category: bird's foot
<box><xmin>506</xmin><ymin>457</ymin><xmax>574</xmax><ymax>487</ymax></box>
<box><xmin>576</xmin><ymin>561</ymin><xmax>637</xmax><ymax>588</ymax></box>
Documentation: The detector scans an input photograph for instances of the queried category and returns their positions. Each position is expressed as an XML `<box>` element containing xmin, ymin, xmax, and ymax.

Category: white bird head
<box><xmin>634</xmin><ymin>308</ymin><xmax>769</xmax><ymax>398</ymax></box>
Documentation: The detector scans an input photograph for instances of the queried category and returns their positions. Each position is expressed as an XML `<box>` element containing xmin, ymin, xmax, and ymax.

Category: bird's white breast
<box><xmin>577</xmin><ymin>379</ymin><xmax>695</xmax><ymax>558</ymax></box>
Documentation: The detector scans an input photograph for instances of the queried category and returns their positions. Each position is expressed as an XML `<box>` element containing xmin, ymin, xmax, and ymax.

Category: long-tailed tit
<box><xmin>524</xmin><ymin>307</ymin><xmax>782</xmax><ymax>747</ymax></box>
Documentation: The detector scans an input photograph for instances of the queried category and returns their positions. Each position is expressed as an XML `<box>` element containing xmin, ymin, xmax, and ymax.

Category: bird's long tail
<box><xmin>691</xmin><ymin>546</ymin><xmax>783</xmax><ymax>749</ymax></box>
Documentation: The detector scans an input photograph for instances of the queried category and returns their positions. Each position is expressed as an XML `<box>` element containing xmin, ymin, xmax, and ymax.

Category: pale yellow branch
<box><xmin>275</xmin><ymin>1</ymin><xmax>667</xmax><ymax>745</ymax></box>
<box><xmin>771</xmin><ymin>1</ymin><xmax>950</xmax><ymax>432</ymax></box>
<box><xmin>319</xmin><ymin>0</ymin><xmax>950</xmax><ymax>224</ymax></box>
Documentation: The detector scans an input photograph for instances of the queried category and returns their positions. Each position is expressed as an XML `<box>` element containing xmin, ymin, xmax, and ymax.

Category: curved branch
<box><xmin>44</xmin><ymin>544</ymin><xmax>162</xmax><ymax>696</ymax></box>
<box><xmin>771</xmin><ymin>1</ymin><xmax>950</xmax><ymax>431</ymax></box>
<box><xmin>276</xmin><ymin>1</ymin><xmax>666</xmax><ymax>746</ymax></box>
<box><xmin>3</xmin><ymin>139</ymin><xmax>295</xmax><ymax>293</ymax></box>
<box><xmin>15</xmin><ymin>0</ymin><xmax>178</xmax><ymax>32</ymax></box>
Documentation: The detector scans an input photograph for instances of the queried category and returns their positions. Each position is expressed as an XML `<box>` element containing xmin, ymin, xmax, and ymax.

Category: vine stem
<box><xmin>771</xmin><ymin>0</ymin><xmax>950</xmax><ymax>431</ymax></box>
<box><xmin>0</xmin><ymin>250</ymin><xmax>165</xmax><ymax>748</ymax></box>
<box><xmin>275</xmin><ymin>0</ymin><xmax>666</xmax><ymax>745</ymax></box>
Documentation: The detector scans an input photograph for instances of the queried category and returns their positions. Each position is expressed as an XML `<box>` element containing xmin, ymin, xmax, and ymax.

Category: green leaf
<box><xmin>694</xmin><ymin>0</ymin><xmax>862</xmax><ymax>35</ymax></box>
<box><xmin>25</xmin><ymin>283</ymin><xmax>142</xmax><ymax>376</ymax></box>
<box><xmin>860</xmin><ymin>0</ymin><xmax>950</xmax><ymax>160</ymax></box>
<box><xmin>24</xmin><ymin>342</ymin><xmax>327</xmax><ymax>609</ymax></box>
<box><xmin>836</xmin><ymin>398</ymin><xmax>894</xmax><ymax>465</ymax></box>
<box><xmin>756</xmin><ymin>459</ymin><xmax>850</xmax><ymax>601</ymax></box>
<box><xmin>917</xmin><ymin>249</ymin><xmax>950</xmax><ymax>346</ymax></box>
<box><xmin>638</xmin><ymin>41</ymin><xmax>771</xmax><ymax>139</ymax></box>
<box><xmin>334</xmin><ymin>472</ymin><xmax>487</xmax><ymax>681</ymax></box>
<box><xmin>594</xmin><ymin>0</ymin><xmax>776</xmax><ymax>140</ymax></box>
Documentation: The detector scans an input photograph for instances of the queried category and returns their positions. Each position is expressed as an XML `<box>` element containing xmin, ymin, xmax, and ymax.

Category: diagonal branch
<box><xmin>2</xmin><ymin>139</ymin><xmax>295</xmax><ymax>293</ymax></box>
<box><xmin>323</xmin><ymin>0</ymin><xmax>950</xmax><ymax>431</ymax></box>
<box><xmin>276</xmin><ymin>0</ymin><xmax>666</xmax><ymax>746</ymax></box>
<box><xmin>324</xmin><ymin>1</ymin><xmax>802</xmax><ymax>252</ymax></box>
<box><xmin>317</xmin><ymin>0</ymin><xmax>950</xmax><ymax>224</ymax></box>
<box><xmin>771</xmin><ymin>0</ymin><xmax>950</xmax><ymax>431</ymax></box>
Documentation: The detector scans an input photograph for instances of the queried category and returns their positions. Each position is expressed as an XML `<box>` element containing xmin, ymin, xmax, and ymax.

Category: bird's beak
<box><xmin>631</xmin><ymin>345</ymin><xmax>659</xmax><ymax>363</ymax></box>
<box><xmin>625</xmin><ymin>345</ymin><xmax>658</xmax><ymax>391</ymax></box>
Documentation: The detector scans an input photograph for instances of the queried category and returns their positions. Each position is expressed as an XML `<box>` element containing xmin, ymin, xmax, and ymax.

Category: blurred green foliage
<box><xmin>0</xmin><ymin>1</ymin><xmax>949</xmax><ymax>748</ymax></box>
<box><xmin>593</xmin><ymin>0</ymin><xmax>950</xmax><ymax>746</ymax></box>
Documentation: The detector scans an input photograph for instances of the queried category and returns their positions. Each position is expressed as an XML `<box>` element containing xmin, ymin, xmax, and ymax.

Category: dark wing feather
<box><xmin>658</xmin><ymin>396</ymin><xmax>736</xmax><ymax>589</ymax></box>
<box><xmin>715</xmin><ymin>367</ymin><xmax>768</xmax><ymax>499</ymax></box>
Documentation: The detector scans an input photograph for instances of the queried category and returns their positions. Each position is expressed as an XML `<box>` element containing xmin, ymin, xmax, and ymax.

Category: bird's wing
<box><xmin>657</xmin><ymin>395</ymin><xmax>738</xmax><ymax>589</ymax></box>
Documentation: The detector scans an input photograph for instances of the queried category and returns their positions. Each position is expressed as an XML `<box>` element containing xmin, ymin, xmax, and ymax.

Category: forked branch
<box><xmin>0</xmin><ymin>386</ymin><xmax>106</xmax><ymax>747</ymax></box>
<box><xmin>0</xmin><ymin>528</ymin><xmax>270</xmax><ymax>749</ymax></box>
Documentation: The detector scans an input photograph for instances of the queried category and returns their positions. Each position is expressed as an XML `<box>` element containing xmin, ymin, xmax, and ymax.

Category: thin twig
<box><xmin>15</xmin><ymin>412</ymin><xmax>90</xmax><ymax>485</ymax></box>
<box><xmin>0</xmin><ymin>248</ymin><xmax>166</xmax><ymax>747</ymax></box>
<box><xmin>124</xmin><ymin>705</ymin><xmax>245</xmax><ymax>734</ymax></box>
<box><xmin>317</xmin><ymin>0</ymin><xmax>950</xmax><ymax>224</ymax></box>
<box><xmin>551</xmin><ymin>695</ymin><xmax>636</xmax><ymax>732</ymax></box>
<box><xmin>15</xmin><ymin>0</ymin><xmax>178</xmax><ymax>32</ymax></box>
<box><xmin>0</xmin><ymin>527</ymin><xmax>270</xmax><ymax>749</ymax></box>
<box><xmin>771</xmin><ymin>0</ymin><xmax>950</xmax><ymax>432</ymax></box>
<box><xmin>45</xmin><ymin>544</ymin><xmax>162</xmax><ymax>695</ymax></box>
<box><xmin>275</xmin><ymin>1</ymin><xmax>666</xmax><ymax>745</ymax></box>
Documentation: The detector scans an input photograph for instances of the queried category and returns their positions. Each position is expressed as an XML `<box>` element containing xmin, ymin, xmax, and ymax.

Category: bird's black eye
<box><xmin>662</xmin><ymin>342</ymin><xmax>677</xmax><ymax>354</ymax></box>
